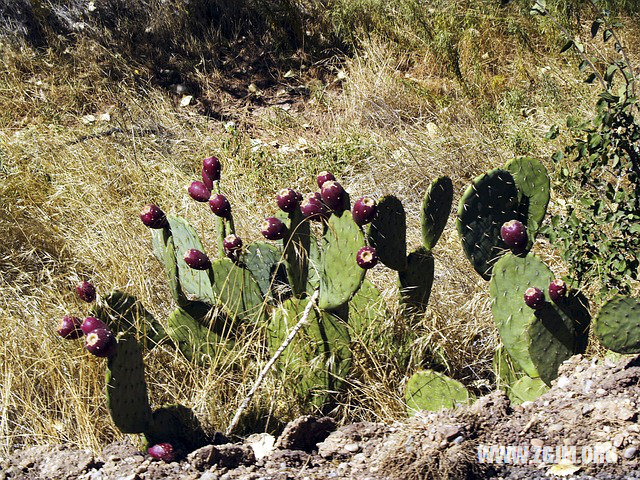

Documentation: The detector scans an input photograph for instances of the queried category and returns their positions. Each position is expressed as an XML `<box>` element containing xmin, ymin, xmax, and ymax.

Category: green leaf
<box><xmin>600</xmin><ymin>91</ymin><xmax>619</xmax><ymax>103</ymax></box>
<box><xmin>578</xmin><ymin>60</ymin><xmax>589</xmax><ymax>72</ymax></box>
<box><xmin>591</xmin><ymin>19</ymin><xmax>602</xmax><ymax>38</ymax></box>
<box><xmin>603</xmin><ymin>29</ymin><xmax>613</xmax><ymax>42</ymax></box>
<box><xmin>560</xmin><ymin>40</ymin><xmax>574</xmax><ymax>53</ymax></box>
<box><xmin>585</xmin><ymin>73</ymin><xmax>597</xmax><ymax>84</ymax></box>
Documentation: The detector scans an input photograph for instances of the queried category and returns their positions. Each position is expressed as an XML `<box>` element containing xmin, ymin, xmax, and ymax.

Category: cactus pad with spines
<box><xmin>347</xmin><ymin>279</ymin><xmax>384</xmax><ymax>336</ymax></box>
<box><xmin>166</xmin><ymin>307</ymin><xmax>230</xmax><ymax>364</ymax></box>
<box><xmin>457</xmin><ymin>169</ymin><xmax>521</xmax><ymax>280</ymax></box>
<box><xmin>151</xmin><ymin>227</ymin><xmax>188</xmax><ymax>306</ymax></box>
<box><xmin>505</xmin><ymin>157</ymin><xmax>550</xmax><ymax>241</ymax></box>
<box><xmin>241</xmin><ymin>242</ymin><xmax>287</xmax><ymax>300</ymax></box>
<box><xmin>306</xmin><ymin>238</ymin><xmax>322</xmax><ymax>295</ymax></box>
<box><xmin>166</xmin><ymin>215</ymin><xmax>216</xmax><ymax>304</ymax></box>
<box><xmin>367</xmin><ymin>195</ymin><xmax>407</xmax><ymax>271</ymax></box>
<box><xmin>405</xmin><ymin>370</ymin><xmax>474</xmax><ymax>415</ymax></box>
<box><xmin>276</xmin><ymin>209</ymin><xmax>310</xmax><ymax>296</ymax></box>
<box><xmin>211</xmin><ymin>259</ymin><xmax>264</xmax><ymax>323</ymax></box>
<box><xmin>398</xmin><ymin>247</ymin><xmax>434</xmax><ymax>312</ymax></box>
<box><xmin>105</xmin><ymin>334</ymin><xmax>153</xmax><ymax>433</ymax></box>
<box><xmin>421</xmin><ymin>176</ymin><xmax>453</xmax><ymax>250</ymax></box>
<box><xmin>318</xmin><ymin>211</ymin><xmax>366</xmax><ymax>310</ymax></box>
<box><xmin>594</xmin><ymin>296</ymin><xmax>640</xmax><ymax>354</ymax></box>
<box><xmin>267</xmin><ymin>297</ymin><xmax>351</xmax><ymax>408</ymax></box>
<box><xmin>508</xmin><ymin>376</ymin><xmax>549</xmax><ymax>405</ymax></box>
<box><xmin>493</xmin><ymin>345</ymin><xmax>524</xmax><ymax>390</ymax></box>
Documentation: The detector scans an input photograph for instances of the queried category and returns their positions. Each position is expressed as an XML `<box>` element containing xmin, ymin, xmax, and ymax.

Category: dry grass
<box><xmin>1</xmin><ymin>4</ymin><xmax>639</xmax><ymax>458</ymax></box>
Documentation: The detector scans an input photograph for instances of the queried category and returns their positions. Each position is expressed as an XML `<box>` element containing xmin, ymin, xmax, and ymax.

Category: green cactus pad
<box><xmin>241</xmin><ymin>242</ymin><xmax>287</xmax><ymax>300</ymax></box>
<box><xmin>93</xmin><ymin>291</ymin><xmax>166</xmax><ymax>349</ymax></box>
<box><xmin>105</xmin><ymin>334</ymin><xmax>153</xmax><ymax>433</ymax></box>
<box><xmin>398</xmin><ymin>247</ymin><xmax>434</xmax><ymax>312</ymax></box>
<box><xmin>457</xmin><ymin>169</ymin><xmax>521</xmax><ymax>280</ymax></box>
<box><xmin>318</xmin><ymin>211</ymin><xmax>366</xmax><ymax>311</ymax></box>
<box><xmin>151</xmin><ymin>227</ymin><xmax>188</xmax><ymax>306</ymax></box>
<box><xmin>306</xmin><ymin>238</ymin><xmax>322</xmax><ymax>295</ymax></box>
<box><xmin>145</xmin><ymin>404</ymin><xmax>209</xmax><ymax>451</ymax></box>
<box><xmin>276</xmin><ymin>209</ymin><xmax>310</xmax><ymax>296</ymax></box>
<box><xmin>347</xmin><ymin>279</ymin><xmax>384</xmax><ymax>336</ymax></box>
<box><xmin>166</xmin><ymin>215</ymin><xmax>216</xmax><ymax>304</ymax></box>
<box><xmin>594</xmin><ymin>296</ymin><xmax>640</xmax><ymax>354</ymax></box>
<box><xmin>492</xmin><ymin>344</ymin><xmax>524</xmax><ymax>390</ymax></box>
<box><xmin>166</xmin><ymin>307</ymin><xmax>230</xmax><ymax>364</ymax></box>
<box><xmin>421</xmin><ymin>176</ymin><xmax>453</xmax><ymax>250</ymax></box>
<box><xmin>405</xmin><ymin>370</ymin><xmax>474</xmax><ymax>415</ymax></box>
<box><xmin>211</xmin><ymin>258</ymin><xmax>264</xmax><ymax>323</ymax></box>
<box><xmin>368</xmin><ymin>195</ymin><xmax>407</xmax><ymax>271</ymax></box>
<box><xmin>508</xmin><ymin>376</ymin><xmax>549</xmax><ymax>405</ymax></box>
<box><xmin>505</xmin><ymin>157</ymin><xmax>550</xmax><ymax>241</ymax></box>
<box><xmin>267</xmin><ymin>297</ymin><xmax>351</xmax><ymax>409</ymax></box>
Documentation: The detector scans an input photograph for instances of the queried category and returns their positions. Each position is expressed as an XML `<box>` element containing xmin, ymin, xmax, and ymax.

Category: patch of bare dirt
<box><xmin>2</xmin><ymin>354</ymin><xmax>640</xmax><ymax>480</ymax></box>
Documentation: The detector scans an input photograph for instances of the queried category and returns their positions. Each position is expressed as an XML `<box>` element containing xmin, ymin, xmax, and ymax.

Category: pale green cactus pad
<box><xmin>347</xmin><ymin>279</ymin><xmax>385</xmax><ymax>336</ymax></box>
<box><xmin>508</xmin><ymin>376</ymin><xmax>549</xmax><ymax>405</ymax></box>
<box><xmin>276</xmin><ymin>209</ymin><xmax>310</xmax><ymax>296</ymax></box>
<box><xmin>398</xmin><ymin>247</ymin><xmax>434</xmax><ymax>312</ymax></box>
<box><xmin>405</xmin><ymin>369</ymin><xmax>474</xmax><ymax>415</ymax></box>
<box><xmin>211</xmin><ymin>258</ymin><xmax>264</xmax><ymax>323</ymax></box>
<box><xmin>105</xmin><ymin>334</ymin><xmax>153</xmax><ymax>433</ymax></box>
<box><xmin>368</xmin><ymin>195</ymin><xmax>407</xmax><ymax>271</ymax></box>
<box><xmin>318</xmin><ymin>211</ymin><xmax>366</xmax><ymax>310</ymax></box>
<box><xmin>166</xmin><ymin>307</ymin><xmax>230</xmax><ymax>364</ymax></box>
<box><xmin>267</xmin><ymin>297</ymin><xmax>351</xmax><ymax>409</ymax></box>
<box><xmin>594</xmin><ymin>296</ymin><xmax>640</xmax><ymax>354</ymax></box>
<box><xmin>306</xmin><ymin>238</ymin><xmax>322</xmax><ymax>295</ymax></box>
<box><xmin>421</xmin><ymin>176</ymin><xmax>453</xmax><ymax>251</ymax></box>
<box><xmin>166</xmin><ymin>215</ymin><xmax>216</xmax><ymax>304</ymax></box>
<box><xmin>241</xmin><ymin>242</ymin><xmax>287</xmax><ymax>300</ymax></box>
<box><xmin>492</xmin><ymin>344</ymin><xmax>524</xmax><ymax>390</ymax></box>
<box><xmin>151</xmin><ymin>227</ymin><xmax>188</xmax><ymax>306</ymax></box>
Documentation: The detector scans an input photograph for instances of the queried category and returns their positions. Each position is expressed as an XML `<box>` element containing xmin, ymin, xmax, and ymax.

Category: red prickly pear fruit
<box><xmin>277</xmin><ymin>188</ymin><xmax>300</xmax><ymax>213</ymax></box>
<box><xmin>203</xmin><ymin>156</ymin><xmax>221</xmax><ymax>181</ymax></box>
<box><xmin>320</xmin><ymin>180</ymin><xmax>345</xmax><ymax>210</ymax></box>
<box><xmin>202</xmin><ymin>166</ymin><xmax>213</xmax><ymax>190</ymax></box>
<box><xmin>140</xmin><ymin>204</ymin><xmax>168</xmax><ymax>229</ymax></box>
<box><xmin>300</xmin><ymin>193</ymin><xmax>327</xmax><ymax>220</ymax></box>
<box><xmin>209</xmin><ymin>194</ymin><xmax>231</xmax><ymax>218</ymax></box>
<box><xmin>352</xmin><ymin>197</ymin><xmax>377</xmax><ymax>226</ymax></box>
<box><xmin>224</xmin><ymin>234</ymin><xmax>243</xmax><ymax>252</ymax></box>
<box><xmin>261</xmin><ymin>217</ymin><xmax>287</xmax><ymax>240</ymax></box>
<box><xmin>356</xmin><ymin>246</ymin><xmax>378</xmax><ymax>269</ymax></box>
<box><xmin>500</xmin><ymin>220</ymin><xmax>527</xmax><ymax>249</ymax></box>
<box><xmin>57</xmin><ymin>315</ymin><xmax>83</xmax><ymax>339</ymax></box>
<box><xmin>188</xmin><ymin>181</ymin><xmax>211</xmax><ymax>202</ymax></box>
<box><xmin>76</xmin><ymin>281</ymin><xmax>96</xmax><ymax>303</ymax></box>
<box><xmin>183</xmin><ymin>249</ymin><xmax>211</xmax><ymax>270</ymax></box>
<box><xmin>316</xmin><ymin>171</ymin><xmax>336</xmax><ymax>188</ymax></box>
<box><xmin>85</xmin><ymin>328</ymin><xmax>116</xmax><ymax>357</ymax></box>
<box><xmin>548</xmin><ymin>279</ymin><xmax>567</xmax><ymax>302</ymax></box>
<box><xmin>148</xmin><ymin>443</ymin><xmax>175</xmax><ymax>462</ymax></box>
<box><xmin>524</xmin><ymin>287</ymin><xmax>545</xmax><ymax>309</ymax></box>
<box><xmin>81</xmin><ymin>316</ymin><xmax>108</xmax><ymax>335</ymax></box>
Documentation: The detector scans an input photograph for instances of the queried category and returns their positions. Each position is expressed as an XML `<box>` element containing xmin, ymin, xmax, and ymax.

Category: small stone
<box><xmin>531</xmin><ymin>439</ymin><xmax>544</xmax><ymax>448</ymax></box>
<box><xmin>614</xmin><ymin>434</ymin><xmax>625</xmax><ymax>448</ymax></box>
<box><xmin>452</xmin><ymin>436</ymin><xmax>464</xmax><ymax>445</ymax></box>
<box><xmin>582</xmin><ymin>404</ymin><xmax>595</xmax><ymax>415</ymax></box>
<box><xmin>556</xmin><ymin>376</ymin><xmax>571</xmax><ymax>389</ymax></box>
<box><xmin>343</xmin><ymin>443</ymin><xmax>360</xmax><ymax>453</ymax></box>
<box><xmin>596</xmin><ymin>388</ymin><xmax>607</xmax><ymax>396</ymax></box>
<box><xmin>624</xmin><ymin>447</ymin><xmax>637</xmax><ymax>459</ymax></box>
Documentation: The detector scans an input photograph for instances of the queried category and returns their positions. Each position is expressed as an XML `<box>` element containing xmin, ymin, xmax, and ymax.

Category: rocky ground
<box><xmin>2</xmin><ymin>354</ymin><xmax>640</xmax><ymax>480</ymax></box>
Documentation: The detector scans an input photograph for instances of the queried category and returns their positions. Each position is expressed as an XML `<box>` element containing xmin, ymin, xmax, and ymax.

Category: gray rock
<box><xmin>275</xmin><ymin>416</ymin><xmax>336</xmax><ymax>452</ymax></box>
<box><xmin>189</xmin><ymin>444</ymin><xmax>255</xmax><ymax>470</ymax></box>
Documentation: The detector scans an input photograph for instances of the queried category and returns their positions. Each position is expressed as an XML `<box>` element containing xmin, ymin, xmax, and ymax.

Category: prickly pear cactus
<box><xmin>421</xmin><ymin>176</ymin><xmax>453</xmax><ymax>251</ymax></box>
<box><xmin>306</xmin><ymin>238</ymin><xmax>322</xmax><ymax>295</ymax></box>
<box><xmin>508</xmin><ymin>376</ymin><xmax>549</xmax><ymax>405</ymax></box>
<box><xmin>211</xmin><ymin>258</ymin><xmax>264</xmax><ymax>323</ymax></box>
<box><xmin>457</xmin><ymin>169</ymin><xmax>521</xmax><ymax>280</ymax></box>
<box><xmin>145</xmin><ymin>404</ymin><xmax>210</xmax><ymax>451</ymax></box>
<box><xmin>241</xmin><ymin>242</ymin><xmax>287</xmax><ymax>300</ymax></box>
<box><xmin>94</xmin><ymin>291</ymin><xmax>166</xmax><ymax>349</ymax></box>
<box><xmin>398</xmin><ymin>247</ymin><xmax>434</xmax><ymax>312</ymax></box>
<box><xmin>493</xmin><ymin>344</ymin><xmax>524</xmax><ymax>390</ymax></box>
<box><xmin>504</xmin><ymin>157</ymin><xmax>550</xmax><ymax>242</ymax></box>
<box><xmin>276</xmin><ymin>209</ymin><xmax>310</xmax><ymax>297</ymax></box>
<box><xmin>368</xmin><ymin>195</ymin><xmax>407</xmax><ymax>271</ymax></box>
<box><xmin>151</xmin><ymin>227</ymin><xmax>188</xmax><ymax>307</ymax></box>
<box><xmin>166</xmin><ymin>215</ymin><xmax>216</xmax><ymax>304</ymax></box>
<box><xmin>105</xmin><ymin>334</ymin><xmax>153</xmax><ymax>433</ymax></box>
<box><xmin>267</xmin><ymin>297</ymin><xmax>351</xmax><ymax>409</ymax></box>
<box><xmin>166</xmin><ymin>307</ymin><xmax>230</xmax><ymax>364</ymax></box>
<box><xmin>594</xmin><ymin>296</ymin><xmax>640</xmax><ymax>354</ymax></box>
<box><xmin>347</xmin><ymin>279</ymin><xmax>385</xmax><ymax>336</ymax></box>
<box><xmin>405</xmin><ymin>370</ymin><xmax>474</xmax><ymax>415</ymax></box>
<box><xmin>318</xmin><ymin>211</ymin><xmax>366</xmax><ymax>310</ymax></box>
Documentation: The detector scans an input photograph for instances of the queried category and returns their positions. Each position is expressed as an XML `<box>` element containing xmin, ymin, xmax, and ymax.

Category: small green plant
<box><xmin>532</xmin><ymin>0</ymin><xmax>640</xmax><ymax>299</ymax></box>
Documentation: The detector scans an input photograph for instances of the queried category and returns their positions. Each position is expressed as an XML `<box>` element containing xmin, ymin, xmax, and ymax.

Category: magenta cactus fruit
<box><xmin>352</xmin><ymin>196</ymin><xmax>377</xmax><ymax>226</ymax></box>
<box><xmin>202</xmin><ymin>166</ymin><xmax>213</xmax><ymax>190</ymax></box>
<box><xmin>57</xmin><ymin>315</ymin><xmax>83</xmax><ymax>339</ymax></box>
<box><xmin>203</xmin><ymin>156</ymin><xmax>221</xmax><ymax>181</ymax></box>
<box><xmin>500</xmin><ymin>220</ymin><xmax>527</xmax><ymax>249</ymax></box>
<box><xmin>261</xmin><ymin>217</ymin><xmax>287</xmax><ymax>240</ymax></box>
<box><xmin>356</xmin><ymin>246</ymin><xmax>378</xmax><ymax>269</ymax></box>
<box><xmin>524</xmin><ymin>287</ymin><xmax>545</xmax><ymax>309</ymax></box>
<box><xmin>300</xmin><ymin>192</ymin><xmax>327</xmax><ymax>220</ymax></box>
<box><xmin>224</xmin><ymin>234</ymin><xmax>243</xmax><ymax>252</ymax></box>
<box><xmin>548</xmin><ymin>279</ymin><xmax>568</xmax><ymax>302</ymax></box>
<box><xmin>320</xmin><ymin>180</ymin><xmax>345</xmax><ymax>210</ymax></box>
<box><xmin>140</xmin><ymin>204</ymin><xmax>168</xmax><ymax>229</ymax></box>
<box><xmin>276</xmin><ymin>188</ymin><xmax>300</xmax><ymax>213</ymax></box>
<box><xmin>316</xmin><ymin>171</ymin><xmax>336</xmax><ymax>188</ymax></box>
<box><xmin>85</xmin><ymin>328</ymin><xmax>116</xmax><ymax>357</ymax></box>
<box><xmin>183</xmin><ymin>249</ymin><xmax>211</xmax><ymax>270</ymax></box>
<box><xmin>81</xmin><ymin>316</ymin><xmax>107</xmax><ymax>335</ymax></box>
<box><xmin>76</xmin><ymin>281</ymin><xmax>96</xmax><ymax>303</ymax></box>
<box><xmin>188</xmin><ymin>181</ymin><xmax>211</xmax><ymax>202</ymax></box>
<box><xmin>209</xmin><ymin>194</ymin><xmax>231</xmax><ymax>218</ymax></box>
<box><xmin>148</xmin><ymin>443</ymin><xmax>175</xmax><ymax>462</ymax></box>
